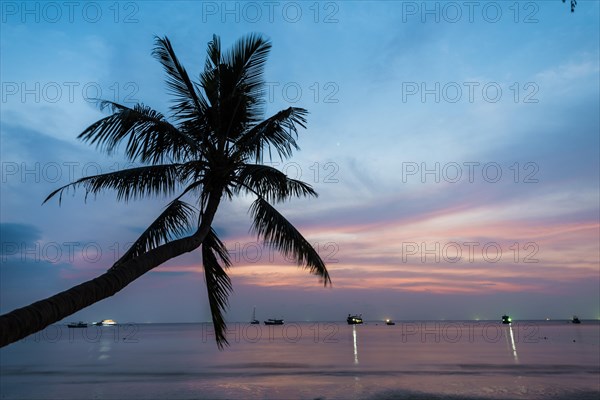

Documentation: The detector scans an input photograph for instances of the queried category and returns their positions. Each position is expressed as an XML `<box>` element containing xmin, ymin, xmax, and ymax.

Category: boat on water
<box><xmin>571</xmin><ymin>315</ymin><xmax>581</xmax><ymax>324</ymax></box>
<box><xmin>264</xmin><ymin>318</ymin><xmax>284</xmax><ymax>325</ymax></box>
<box><xmin>67</xmin><ymin>321</ymin><xmax>88</xmax><ymax>328</ymax></box>
<box><xmin>250</xmin><ymin>307</ymin><xmax>260</xmax><ymax>324</ymax></box>
<box><xmin>93</xmin><ymin>319</ymin><xmax>117</xmax><ymax>326</ymax></box>
<box><xmin>385</xmin><ymin>319</ymin><xmax>395</xmax><ymax>326</ymax></box>
<box><xmin>347</xmin><ymin>314</ymin><xmax>363</xmax><ymax>325</ymax></box>
<box><xmin>501</xmin><ymin>315</ymin><xmax>512</xmax><ymax>324</ymax></box>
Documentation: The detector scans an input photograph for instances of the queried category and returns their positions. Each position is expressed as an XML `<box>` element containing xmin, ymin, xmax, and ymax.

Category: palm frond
<box><xmin>234</xmin><ymin>164</ymin><xmax>317</xmax><ymax>202</ymax></box>
<box><xmin>221</xmin><ymin>33</ymin><xmax>271</xmax><ymax>133</ymax></box>
<box><xmin>43</xmin><ymin>164</ymin><xmax>182</xmax><ymax>204</ymax></box>
<box><xmin>199</xmin><ymin>35</ymin><xmax>224</xmax><ymax>141</ymax></box>
<box><xmin>178</xmin><ymin>160</ymin><xmax>208</xmax><ymax>183</ymax></box>
<box><xmin>78</xmin><ymin>101</ymin><xmax>197</xmax><ymax>163</ymax></box>
<box><xmin>225</xmin><ymin>33</ymin><xmax>271</xmax><ymax>93</ymax></box>
<box><xmin>199</xmin><ymin>41</ymin><xmax>217</xmax><ymax>108</ymax></box>
<box><xmin>203</xmin><ymin>34</ymin><xmax>221</xmax><ymax>77</ymax></box>
<box><xmin>234</xmin><ymin>107</ymin><xmax>307</xmax><ymax>162</ymax></box>
<box><xmin>249</xmin><ymin>197</ymin><xmax>331</xmax><ymax>286</ymax></box>
<box><xmin>153</xmin><ymin>36</ymin><xmax>209</xmax><ymax>122</ymax></box>
<box><xmin>115</xmin><ymin>199</ymin><xmax>196</xmax><ymax>265</ymax></box>
<box><xmin>202</xmin><ymin>228</ymin><xmax>233</xmax><ymax>349</ymax></box>
<box><xmin>200</xmin><ymin>34</ymin><xmax>272</xmax><ymax>145</ymax></box>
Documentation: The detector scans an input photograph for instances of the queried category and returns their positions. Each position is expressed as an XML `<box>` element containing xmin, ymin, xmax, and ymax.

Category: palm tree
<box><xmin>0</xmin><ymin>33</ymin><xmax>331</xmax><ymax>348</ymax></box>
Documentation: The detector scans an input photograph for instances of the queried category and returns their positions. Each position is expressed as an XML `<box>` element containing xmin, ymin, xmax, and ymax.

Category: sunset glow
<box><xmin>1</xmin><ymin>1</ymin><xmax>598</xmax><ymax>324</ymax></box>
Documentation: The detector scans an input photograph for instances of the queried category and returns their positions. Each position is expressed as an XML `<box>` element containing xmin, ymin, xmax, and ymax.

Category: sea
<box><xmin>1</xmin><ymin>321</ymin><xmax>598</xmax><ymax>399</ymax></box>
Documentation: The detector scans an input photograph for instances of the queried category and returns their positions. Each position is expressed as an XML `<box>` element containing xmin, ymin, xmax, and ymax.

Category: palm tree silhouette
<box><xmin>0</xmin><ymin>34</ymin><xmax>331</xmax><ymax>348</ymax></box>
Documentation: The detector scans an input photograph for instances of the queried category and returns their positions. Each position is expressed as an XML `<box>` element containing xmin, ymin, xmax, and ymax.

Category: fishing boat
<box><xmin>67</xmin><ymin>321</ymin><xmax>87</xmax><ymax>328</ymax></box>
<box><xmin>264</xmin><ymin>318</ymin><xmax>284</xmax><ymax>325</ymax></box>
<box><xmin>501</xmin><ymin>315</ymin><xmax>512</xmax><ymax>324</ymax></box>
<box><xmin>385</xmin><ymin>319</ymin><xmax>395</xmax><ymax>326</ymax></box>
<box><xmin>571</xmin><ymin>315</ymin><xmax>581</xmax><ymax>324</ymax></box>
<box><xmin>347</xmin><ymin>314</ymin><xmax>363</xmax><ymax>325</ymax></box>
<box><xmin>250</xmin><ymin>307</ymin><xmax>260</xmax><ymax>324</ymax></box>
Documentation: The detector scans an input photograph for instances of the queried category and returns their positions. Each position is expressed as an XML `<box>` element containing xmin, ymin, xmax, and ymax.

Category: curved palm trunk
<box><xmin>0</xmin><ymin>233</ymin><xmax>199</xmax><ymax>347</ymax></box>
<box><xmin>0</xmin><ymin>193</ymin><xmax>221</xmax><ymax>348</ymax></box>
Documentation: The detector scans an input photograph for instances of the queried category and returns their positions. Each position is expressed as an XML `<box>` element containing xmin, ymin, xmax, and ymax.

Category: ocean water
<box><xmin>1</xmin><ymin>321</ymin><xmax>598</xmax><ymax>399</ymax></box>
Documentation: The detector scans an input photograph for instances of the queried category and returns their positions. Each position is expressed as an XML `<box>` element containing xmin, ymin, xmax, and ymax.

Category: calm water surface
<box><xmin>1</xmin><ymin>321</ymin><xmax>599</xmax><ymax>399</ymax></box>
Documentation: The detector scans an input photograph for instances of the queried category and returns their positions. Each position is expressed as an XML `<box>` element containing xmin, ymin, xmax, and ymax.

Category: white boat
<box><xmin>93</xmin><ymin>319</ymin><xmax>117</xmax><ymax>326</ymax></box>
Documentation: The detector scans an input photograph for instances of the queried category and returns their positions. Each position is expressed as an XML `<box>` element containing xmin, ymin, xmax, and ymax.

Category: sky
<box><xmin>1</xmin><ymin>1</ymin><xmax>599</xmax><ymax>324</ymax></box>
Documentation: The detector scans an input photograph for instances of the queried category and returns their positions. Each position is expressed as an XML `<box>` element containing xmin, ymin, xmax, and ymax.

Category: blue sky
<box><xmin>1</xmin><ymin>1</ymin><xmax>599</xmax><ymax>323</ymax></box>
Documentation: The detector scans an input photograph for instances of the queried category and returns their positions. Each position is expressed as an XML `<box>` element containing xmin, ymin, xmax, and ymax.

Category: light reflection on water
<box><xmin>508</xmin><ymin>325</ymin><xmax>519</xmax><ymax>363</ymax></box>
<box><xmin>1</xmin><ymin>321</ymin><xmax>598</xmax><ymax>399</ymax></box>
<box><xmin>352</xmin><ymin>324</ymin><xmax>359</xmax><ymax>364</ymax></box>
